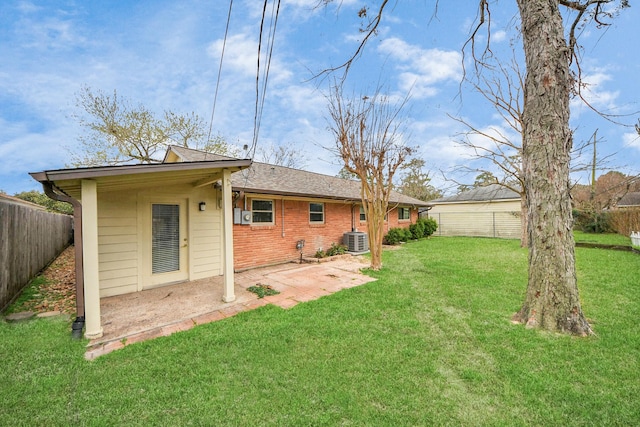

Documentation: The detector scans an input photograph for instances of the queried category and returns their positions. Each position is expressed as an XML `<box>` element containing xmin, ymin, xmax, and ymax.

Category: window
<box><xmin>251</xmin><ymin>199</ymin><xmax>273</xmax><ymax>223</ymax></box>
<box><xmin>310</xmin><ymin>202</ymin><xmax>324</xmax><ymax>223</ymax></box>
<box><xmin>398</xmin><ymin>207</ymin><xmax>411</xmax><ymax>221</ymax></box>
<box><xmin>152</xmin><ymin>204</ymin><xmax>180</xmax><ymax>273</ymax></box>
<box><xmin>360</xmin><ymin>206</ymin><xmax>366</xmax><ymax>221</ymax></box>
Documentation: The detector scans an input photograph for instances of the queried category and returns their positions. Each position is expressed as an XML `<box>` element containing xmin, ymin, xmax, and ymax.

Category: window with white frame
<box><xmin>398</xmin><ymin>207</ymin><xmax>411</xmax><ymax>220</ymax></box>
<box><xmin>251</xmin><ymin>199</ymin><xmax>273</xmax><ymax>223</ymax></box>
<box><xmin>360</xmin><ymin>206</ymin><xmax>387</xmax><ymax>221</ymax></box>
<box><xmin>309</xmin><ymin>202</ymin><xmax>324</xmax><ymax>223</ymax></box>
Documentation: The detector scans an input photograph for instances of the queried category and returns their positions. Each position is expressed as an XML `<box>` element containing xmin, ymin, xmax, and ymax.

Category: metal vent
<box><xmin>343</xmin><ymin>232</ymin><xmax>369</xmax><ymax>253</ymax></box>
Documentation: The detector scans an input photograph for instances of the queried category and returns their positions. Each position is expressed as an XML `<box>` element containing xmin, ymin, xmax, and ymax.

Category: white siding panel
<box><xmin>100</xmin><ymin>242</ymin><xmax>137</xmax><ymax>254</ymax></box>
<box><xmin>97</xmin><ymin>191</ymin><xmax>139</xmax><ymax>296</ymax></box>
<box><xmin>430</xmin><ymin>210</ymin><xmax>521</xmax><ymax>239</ymax></box>
<box><xmin>99</xmin><ymin>267</ymin><xmax>138</xmax><ymax>281</ymax></box>
<box><xmin>189</xmin><ymin>189</ymin><xmax>222</xmax><ymax>280</ymax></box>
<box><xmin>99</xmin><ymin>259</ymin><xmax>137</xmax><ymax>272</ymax></box>
<box><xmin>100</xmin><ymin>282</ymin><xmax>137</xmax><ymax>298</ymax></box>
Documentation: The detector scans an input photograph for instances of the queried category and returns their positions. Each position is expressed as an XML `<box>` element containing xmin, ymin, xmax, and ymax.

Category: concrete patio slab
<box><xmin>86</xmin><ymin>255</ymin><xmax>375</xmax><ymax>359</ymax></box>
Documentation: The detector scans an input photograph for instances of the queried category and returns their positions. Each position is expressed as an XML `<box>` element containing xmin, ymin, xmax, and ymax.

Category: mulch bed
<box><xmin>10</xmin><ymin>245</ymin><xmax>76</xmax><ymax>315</ymax></box>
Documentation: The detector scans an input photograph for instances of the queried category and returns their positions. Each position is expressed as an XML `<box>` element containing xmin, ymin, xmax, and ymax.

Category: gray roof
<box><xmin>428</xmin><ymin>184</ymin><xmax>520</xmax><ymax>205</ymax></box>
<box><xmin>617</xmin><ymin>191</ymin><xmax>640</xmax><ymax>207</ymax></box>
<box><xmin>166</xmin><ymin>145</ymin><xmax>430</xmax><ymax>207</ymax></box>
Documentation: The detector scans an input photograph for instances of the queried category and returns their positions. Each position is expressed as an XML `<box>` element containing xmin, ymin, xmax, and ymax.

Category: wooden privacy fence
<box><xmin>0</xmin><ymin>198</ymin><xmax>73</xmax><ymax>311</ymax></box>
<box><xmin>429</xmin><ymin>211</ymin><xmax>521</xmax><ymax>239</ymax></box>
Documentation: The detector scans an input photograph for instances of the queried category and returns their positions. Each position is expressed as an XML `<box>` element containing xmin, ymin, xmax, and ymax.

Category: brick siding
<box><xmin>233</xmin><ymin>197</ymin><xmax>418</xmax><ymax>270</ymax></box>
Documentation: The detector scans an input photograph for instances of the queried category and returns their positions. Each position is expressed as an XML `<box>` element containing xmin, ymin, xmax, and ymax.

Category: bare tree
<box><xmin>450</xmin><ymin>53</ymin><xmax>529</xmax><ymax>245</ymax></box>
<box><xmin>326</xmin><ymin>84</ymin><xmax>413</xmax><ymax>270</ymax></box>
<box><xmin>452</xmin><ymin>52</ymin><xmax>617</xmax><ymax>247</ymax></box>
<box><xmin>70</xmin><ymin>86</ymin><xmax>235</xmax><ymax>166</ymax></box>
<box><xmin>319</xmin><ymin>0</ymin><xmax>628</xmax><ymax>335</ymax></box>
<box><xmin>256</xmin><ymin>142</ymin><xmax>308</xmax><ymax>168</ymax></box>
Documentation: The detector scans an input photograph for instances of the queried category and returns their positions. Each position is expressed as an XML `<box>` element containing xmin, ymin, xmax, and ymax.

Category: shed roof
<box><xmin>617</xmin><ymin>191</ymin><xmax>640</xmax><ymax>207</ymax></box>
<box><xmin>427</xmin><ymin>184</ymin><xmax>520</xmax><ymax>205</ymax></box>
<box><xmin>166</xmin><ymin>145</ymin><xmax>430</xmax><ymax>207</ymax></box>
<box><xmin>30</xmin><ymin>158</ymin><xmax>252</xmax><ymax>197</ymax></box>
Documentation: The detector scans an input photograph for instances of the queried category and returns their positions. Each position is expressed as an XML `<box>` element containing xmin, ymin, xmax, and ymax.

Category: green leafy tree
<box><xmin>69</xmin><ymin>86</ymin><xmax>238</xmax><ymax>166</ymax></box>
<box><xmin>473</xmin><ymin>171</ymin><xmax>498</xmax><ymax>188</ymax></box>
<box><xmin>397</xmin><ymin>158</ymin><xmax>442</xmax><ymax>201</ymax></box>
<box><xmin>336</xmin><ymin>167</ymin><xmax>358</xmax><ymax>180</ymax></box>
<box><xmin>14</xmin><ymin>190</ymin><xmax>73</xmax><ymax>215</ymax></box>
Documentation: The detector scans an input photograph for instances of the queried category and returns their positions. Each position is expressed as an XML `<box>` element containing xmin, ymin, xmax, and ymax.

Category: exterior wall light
<box><xmin>199</xmin><ymin>202</ymin><xmax>206</xmax><ymax>211</ymax></box>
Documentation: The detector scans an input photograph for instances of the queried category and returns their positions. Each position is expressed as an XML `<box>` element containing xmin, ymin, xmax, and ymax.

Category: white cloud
<box><xmin>622</xmin><ymin>131</ymin><xmax>640</xmax><ymax>151</ymax></box>
<box><xmin>492</xmin><ymin>30</ymin><xmax>507</xmax><ymax>43</ymax></box>
<box><xmin>571</xmin><ymin>68</ymin><xmax>620</xmax><ymax>116</ymax></box>
<box><xmin>377</xmin><ymin>37</ymin><xmax>462</xmax><ymax>98</ymax></box>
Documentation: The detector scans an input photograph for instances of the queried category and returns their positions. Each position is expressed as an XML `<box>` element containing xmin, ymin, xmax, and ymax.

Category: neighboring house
<box><xmin>165</xmin><ymin>146</ymin><xmax>430</xmax><ymax>270</ymax></box>
<box><xmin>426</xmin><ymin>184</ymin><xmax>521</xmax><ymax>239</ymax></box>
<box><xmin>30</xmin><ymin>146</ymin><xmax>428</xmax><ymax>338</ymax></box>
<box><xmin>616</xmin><ymin>192</ymin><xmax>640</xmax><ymax>209</ymax></box>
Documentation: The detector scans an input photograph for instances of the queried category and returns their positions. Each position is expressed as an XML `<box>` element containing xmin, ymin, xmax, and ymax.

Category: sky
<box><xmin>1</xmin><ymin>0</ymin><xmax>639</xmax><ymax>196</ymax></box>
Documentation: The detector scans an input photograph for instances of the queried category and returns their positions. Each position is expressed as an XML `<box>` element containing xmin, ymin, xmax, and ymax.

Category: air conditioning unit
<box><xmin>343</xmin><ymin>232</ymin><xmax>369</xmax><ymax>253</ymax></box>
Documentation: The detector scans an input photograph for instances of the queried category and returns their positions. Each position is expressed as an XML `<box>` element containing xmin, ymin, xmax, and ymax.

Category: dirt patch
<box><xmin>9</xmin><ymin>246</ymin><xmax>76</xmax><ymax>315</ymax></box>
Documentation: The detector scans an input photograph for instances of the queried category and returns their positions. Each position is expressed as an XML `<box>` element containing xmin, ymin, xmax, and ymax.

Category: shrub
<box><xmin>608</xmin><ymin>208</ymin><xmax>640</xmax><ymax>237</ymax></box>
<box><xmin>420</xmin><ymin>217</ymin><xmax>438</xmax><ymax>237</ymax></box>
<box><xmin>384</xmin><ymin>227</ymin><xmax>407</xmax><ymax>245</ymax></box>
<box><xmin>409</xmin><ymin>221</ymin><xmax>425</xmax><ymax>240</ymax></box>
<box><xmin>325</xmin><ymin>243</ymin><xmax>348</xmax><ymax>256</ymax></box>
<box><xmin>573</xmin><ymin>209</ymin><xmax>613</xmax><ymax>233</ymax></box>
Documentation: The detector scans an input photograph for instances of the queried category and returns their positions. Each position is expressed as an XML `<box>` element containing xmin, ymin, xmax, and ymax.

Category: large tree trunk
<box><xmin>513</xmin><ymin>0</ymin><xmax>592</xmax><ymax>335</ymax></box>
<box><xmin>519</xmin><ymin>192</ymin><xmax>528</xmax><ymax>248</ymax></box>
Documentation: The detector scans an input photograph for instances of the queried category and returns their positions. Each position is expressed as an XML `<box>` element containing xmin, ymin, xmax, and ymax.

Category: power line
<box><xmin>207</xmin><ymin>0</ymin><xmax>234</xmax><ymax>143</ymax></box>
<box><xmin>250</xmin><ymin>0</ymin><xmax>281</xmax><ymax>160</ymax></box>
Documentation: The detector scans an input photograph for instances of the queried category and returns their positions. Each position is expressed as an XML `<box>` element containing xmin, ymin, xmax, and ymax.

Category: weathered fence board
<box><xmin>0</xmin><ymin>198</ymin><xmax>72</xmax><ymax>311</ymax></box>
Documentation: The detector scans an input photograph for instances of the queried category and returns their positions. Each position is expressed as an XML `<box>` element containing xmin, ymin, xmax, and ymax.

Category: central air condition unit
<box><xmin>343</xmin><ymin>231</ymin><xmax>369</xmax><ymax>253</ymax></box>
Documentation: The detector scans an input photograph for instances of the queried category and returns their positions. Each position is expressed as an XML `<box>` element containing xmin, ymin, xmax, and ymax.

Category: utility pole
<box><xmin>590</xmin><ymin>129</ymin><xmax>597</xmax><ymax>202</ymax></box>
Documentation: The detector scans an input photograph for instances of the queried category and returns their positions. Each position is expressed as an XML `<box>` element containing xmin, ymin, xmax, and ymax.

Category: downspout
<box><xmin>281</xmin><ymin>198</ymin><xmax>285</xmax><ymax>237</ymax></box>
<box><xmin>351</xmin><ymin>203</ymin><xmax>356</xmax><ymax>232</ymax></box>
<box><xmin>42</xmin><ymin>181</ymin><xmax>85</xmax><ymax>339</ymax></box>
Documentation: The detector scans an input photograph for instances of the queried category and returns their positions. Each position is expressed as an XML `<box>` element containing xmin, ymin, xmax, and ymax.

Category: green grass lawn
<box><xmin>2</xmin><ymin>238</ymin><xmax>639</xmax><ymax>426</ymax></box>
<box><xmin>573</xmin><ymin>230</ymin><xmax>632</xmax><ymax>246</ymax></box>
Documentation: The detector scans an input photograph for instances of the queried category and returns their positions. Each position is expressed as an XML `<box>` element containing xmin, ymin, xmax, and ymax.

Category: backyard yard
<box><xmin>1</xmin><ymin>237</ymin><xmax>638</xmax><ymax>425</ymax></box>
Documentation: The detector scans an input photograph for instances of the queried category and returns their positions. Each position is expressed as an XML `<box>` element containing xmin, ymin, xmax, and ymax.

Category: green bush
<box><xmin>420</xmin><ymin>217</ymin><xmax>438</xmax><ymax>237</ymax></box>
<box><xmin>409</xmin><ymin>221</ymin><xmax>425</xmax><ymax>240</ymax></box>
<box><xmin>573</xmin><ymin>209</ymin><xmax>613</xmax><ymax>233</ymax></box>
<box><xmin>384</xmin><ymin>227</ymin><xmax>407</xmax><ymax>245</ymax></box>
<box><xmin>325</xmin><ymin>243</ymin><xmax>348</xmax><ymax>256</ymax></box>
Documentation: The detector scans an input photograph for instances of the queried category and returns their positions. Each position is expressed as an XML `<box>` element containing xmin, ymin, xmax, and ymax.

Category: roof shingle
<box><xmin>166</xmin><ymin>145</ymin><xmax>429</xmax><ymax>206</ymax></box>
<box><xmin>617</xmin><ymin>191</ymin><xmax>640</xmax><ymax>207</ymax></box>
<box><xmin>428</xmin><ymin>184</ymin><xmax>520</xmax><ymax>204</ymax></box>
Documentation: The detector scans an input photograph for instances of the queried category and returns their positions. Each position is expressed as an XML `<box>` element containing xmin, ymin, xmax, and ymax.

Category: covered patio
<box><xmin>86</xmin><ymin>256</ymin><xmax>376</xmax><ymax>359</ymax></box>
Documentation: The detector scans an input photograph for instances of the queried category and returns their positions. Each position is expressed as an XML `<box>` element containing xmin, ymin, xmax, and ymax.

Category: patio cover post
<box><xmin>221</xmin><ymin>169</ymin><xmax>236</xmax><ymax>302</ymax></box>
<box><xmin>81</xmin><ymin>179</ymin><xmax>103</xmax><ymax>339</ymax></box>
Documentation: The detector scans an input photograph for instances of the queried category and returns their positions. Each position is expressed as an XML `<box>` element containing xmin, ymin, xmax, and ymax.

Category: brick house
<box><xmin>30</xmin><ymin>146</ymin><xmax>427</xmax><ymax>338</ymax></box>
<box><xmin>165</xmin><ymin>146</ymin><xmax>430</xmax><ymax>270</ymax></box>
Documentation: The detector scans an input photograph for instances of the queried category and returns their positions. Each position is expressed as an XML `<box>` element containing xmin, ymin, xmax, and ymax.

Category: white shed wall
<box><xmin>428</xmin><ymin>200</ymin><xmax>521</xmax><ymax>239</ymax></box>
